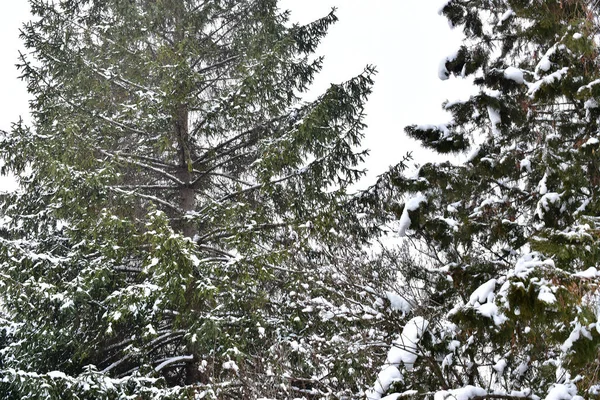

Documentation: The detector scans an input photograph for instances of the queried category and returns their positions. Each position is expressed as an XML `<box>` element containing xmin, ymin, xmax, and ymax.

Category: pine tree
<box><xmin>367</xmin><ymin>1</ymin><xmax>600</xmax><ymax>399</ymax></box>
<box><xmin>0</xmin><ymin>1</ymin><xmax>385</xmax><ymax>398</ymax></box>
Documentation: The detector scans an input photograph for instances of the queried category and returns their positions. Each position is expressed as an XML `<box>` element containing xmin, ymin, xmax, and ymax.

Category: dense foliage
<box><xmin>0</xmin><ymin>1</ymin><xmax>396</xmax><ymax>398</ymax></box>
<box><xmin>368</xmin><ymin>1</ymin><xmax>600</xmax><ymax>399</ymax></box>
<box><xmin>4</xmin><ymin>1</ymin><xmax>600</xmax><ymax>399</ymax></box>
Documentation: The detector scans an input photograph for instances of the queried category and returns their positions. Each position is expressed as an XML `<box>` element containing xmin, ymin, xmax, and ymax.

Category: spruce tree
<box><xmin>368</xmin><ymin>1</ymin><xmax>600</xmax><ymax>399</ymax></box>
<box><xmin>0</xmin><ymin>1</ymin><xmax>384</xmax><ymax>398</ymax></box>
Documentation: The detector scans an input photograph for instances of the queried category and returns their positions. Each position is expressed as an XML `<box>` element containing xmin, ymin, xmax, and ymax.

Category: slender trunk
<box><xmin>175</xmin><ymin>105</ymin><xmax>203</xmax><ymax>386</ymax></box>
<box><xmin>175</xmin><ymin>104</ymin><xmax>198</xmax><ymax>239</ymax></box>
<box><xmin>171</xmin><ymin>0</ymin><xmax>197</xmax><ymax>240</ymax></box>
<box><xmin>170</xmin><ymin>5</ymin><xmax>202</xmax><ymax>386</ymax></box>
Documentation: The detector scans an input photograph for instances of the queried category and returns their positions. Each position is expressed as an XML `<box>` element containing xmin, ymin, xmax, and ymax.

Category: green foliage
<box><xmin>0</xmin><ymin>0</ymin><xmax>388</xmax><ymax>398</ymax></box>
<box><xmin>367</xmin><ymin>1</ymin><xmax>600</xmax><ymax>399</ymax></box>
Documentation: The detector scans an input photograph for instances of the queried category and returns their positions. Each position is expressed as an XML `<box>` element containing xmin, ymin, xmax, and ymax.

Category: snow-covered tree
<box><xmin>368</xmin><ymin>1</ymin><xmax>600</xmax><ymax>399</ymax></box>
<box><xmin>0</xmin><ymin>1</ymin><xmax>387</xmax><ymax>398</ymax></box>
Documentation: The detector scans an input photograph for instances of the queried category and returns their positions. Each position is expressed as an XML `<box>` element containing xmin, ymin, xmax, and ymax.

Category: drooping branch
<box><xmin>101</xmin><ymin>149</ymin><xmax>185</xmax><ymax>186</ymax></box>
<box><xmin>108</xmin><ymin>187</ymin><xmax>182</xmax><ymax>214</ymax></box>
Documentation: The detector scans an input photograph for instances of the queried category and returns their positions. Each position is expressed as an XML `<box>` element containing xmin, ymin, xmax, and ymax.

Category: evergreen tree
<box><xmin>0</xmin><ymin>1</ymin><xmax>386</xmax><ymax>398</ymax></box>
<box><xmin>368</xmin><ymin>1</ymin><xmax>600</xmax><ymax>399</ymax></box>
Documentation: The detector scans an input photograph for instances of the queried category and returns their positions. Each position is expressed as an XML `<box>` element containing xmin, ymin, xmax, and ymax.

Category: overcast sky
<box><xmin>0</xmin><ymin>1</ymin><xmax>473</xmax><ymax>191</ymax></box>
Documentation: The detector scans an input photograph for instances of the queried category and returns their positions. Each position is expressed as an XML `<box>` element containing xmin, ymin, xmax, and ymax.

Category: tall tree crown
<box><xmin>368</xmin><ymin>1</ymin><xmax>600</xmax><ymax>399</ymax></box>
<box><xmin>0</xmin><ymin>1</ymin><xmax>385</xmax><ymax>398</ymax></box>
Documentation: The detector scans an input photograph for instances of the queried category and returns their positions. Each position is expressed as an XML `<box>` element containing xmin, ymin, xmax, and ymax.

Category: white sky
<box><xmin>0</xmin><ymin>1</ymin><xmax>473</xmax><ymax>191</ymax></box>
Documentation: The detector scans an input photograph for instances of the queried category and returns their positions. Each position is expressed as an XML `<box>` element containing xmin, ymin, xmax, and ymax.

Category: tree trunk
<box><xmin>175</xmin><ymin>104</ymin><xmax>197</xmax><ymax>239</ymax></box>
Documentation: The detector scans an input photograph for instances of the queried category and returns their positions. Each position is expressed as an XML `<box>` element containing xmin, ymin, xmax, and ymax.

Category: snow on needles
<box><xmin>544</xmin><ymin>383</ymin><xmax>582</xmax><ymax>400</ymax></box>
<box><xmin>385</xmin><ymin>292</ymin><xmax>412</xmax><ymax>315</ymax></box>
<box><xmin>439</xmin><ymin>50</ymin><xmax>459</xmax><ymax>80</ymax></box>
<box><xmin>535</xmin><ymin>192</ymin><xmax>562</xmax><ymax>219</ymax></box>
<box><xmin>434</xmin><ymin>386</ymin><xmax>487</xmax><ymax>400</ymax></box>
<box><xmin>573</xmin><ymin>267</ymin><xmax>600</xmax><ymax>278</ymax></box>
<box><xmin>503</xmin><ymin>66</ymin><xmax>524</xmax><ymax>84</ymax></box>
<box><xmin>487</xmin><ymin>107</ymin><xmax>501</xmax><ymax>136</ymax></box>
<box><xmin>527</xmin><ymin>67</ymin><xmax>569</xmax><ymax>97</ymax></box>
<box><xmin>512</xmin><ymin>253</ymin><xmax>555</xmax><ymax>278</ymax></box>
<box><xmin>467</xmin><ymin>279</ymin><xmax>507</xmax><ymax>325</ymax></box>
<box><xmin>560</xmin><ymin>322</ymin><xmax>593</xmax><ymax>353</ymax></box>
<box><xmin>397</xmin><ymin>193</ymin><xmax>427</xmax><ymax>237</ymax></box>
<box><xmin>367</xmin><ymin>317</ymin><xmax>429</xmax><ymax>400</ymax></box>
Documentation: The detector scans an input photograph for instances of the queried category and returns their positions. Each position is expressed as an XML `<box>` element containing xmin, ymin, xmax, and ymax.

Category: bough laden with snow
<box><xmin>368</xmin><ymin>1</ymin><xmax>600</xmax><ymax>399</ymax></box>
<box><xmin>0</xmin><ymin>0</ymin><xmax>389</xmax><ymax>398</ymax></box>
